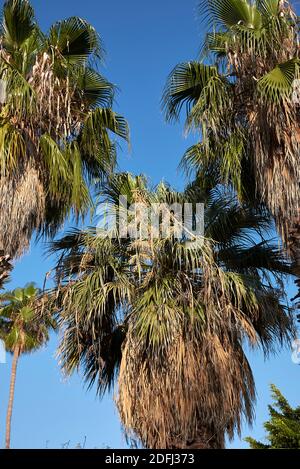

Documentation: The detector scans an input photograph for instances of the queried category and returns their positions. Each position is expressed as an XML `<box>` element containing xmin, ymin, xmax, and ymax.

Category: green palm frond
<box><xmin>1</xmin><ymin>0</ymin><xmax>36</xmax><ymax>49</ymax></box>
<box><xmin>88</xmin><ymin>108</ymin><xmax>130</xmax><ymax>142</ymax></box>
<box><xmin>201</xmin><ymin>31</ymin><xmax>230</xmax><ymax>59</ymax></box>
<box><xmin>79</xmin><ymin>67</ymin><xmax>114</xmax><ymax>108</ymax></box>
<box><xmin>180</xmin><ymin>142</ymin><xmax>217</xmax><ymax>175</ymax></box>
<box><xmin>199</xmin><ymin>0</ymin><xmax>263</xmax><ymax>29</ymax></box>
<box><xmin>186</xmin><ymin>73</ymin><xmax>232</xmax><ymax>133</ymax></box>
<box><xmin>79</xmin><ymin>108</ymin><xmax>129</xmax><ymax>181</ymax></box>
<box><xmin>100</xmin><ymin>172</ymin><xmax>148</xmax><ymax>206</ymax></box>
<box><xmin>48</xmin><ymin>16</ymin><xmax>103</xmax><ymax>64</ymax></box>
<box><xmin>205</xmin><ymin>199</ymin><xmax>271</xmax><ymax>246</ymax></box>
<box><xmin>0</xmin><ymin>282</ymin><xmax>56</xmax><ymax>353</ymax></box>
<box><xmin>1</xmin><ymin>63</ymin><xmax>35</xmax><ymax>115</ymax></box>
<box><xmin>162</xmin><ymin>62</ymin><xmax>221</xmax><ymax>121</ymax></box>
<box><xmin>0</xmin><ymin>122</ymin><xmax>26</xmax><ymax>174</ymax></box>
<box><xmin>257</xmin><ymin>0</ymin><xmax>280</xmax><ymax>17</ymax></box>
<box><xmin>40</xmin><ymin>134</ymin><xmax>70</xmax><ymax>196</ymax></box>
<box><xmin>218</xmin><ymin>241</ymin><xmax>291</xmax><ymax>277</ymax></box>
<box><xmin>258</xmin><ymin>59</ymin><xmax>300</xmax><ymax>104</ymax></box>
<box><xmin>180</xmin><ymin>129</ymin><xmax>247</xmax><ymax>199</ymax></box>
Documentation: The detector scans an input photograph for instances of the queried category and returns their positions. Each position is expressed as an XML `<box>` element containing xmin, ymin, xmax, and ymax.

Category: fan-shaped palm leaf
<box><xmin>48</xmin><ymin>16</ymin><xmax>103</xmax><ymax>63</ymax></box>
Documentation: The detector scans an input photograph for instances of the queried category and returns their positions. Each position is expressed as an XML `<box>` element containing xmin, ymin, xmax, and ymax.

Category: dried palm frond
<box><xmin>46</xmin><ymin>174</ymin><xmax>295</xmax><ymax>448</ymax></box>
<box><xmin>0</xmin><ymin>0</ymin><xmax>129</xmax><ymax>259</ymax></box>
<box><xmin>0</xmin><ymin>249</ymin><xmax>11</xmax><ymax>289</ymax></box>
<box><xmin>163</xmin><ymin>0</ymin><xmax>300</xmax><ymax>309</ymax></box>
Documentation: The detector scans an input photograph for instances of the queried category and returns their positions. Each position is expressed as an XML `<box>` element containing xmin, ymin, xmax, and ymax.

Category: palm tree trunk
<box><xmin>170</xmin><ymin>427</ymin><xmax>225</xmax><ymax>449</ymax></box>
<box><xmin>5</xmin><ymin>344</ymin><xmax>20</xmax><ymax>449</ymax></box>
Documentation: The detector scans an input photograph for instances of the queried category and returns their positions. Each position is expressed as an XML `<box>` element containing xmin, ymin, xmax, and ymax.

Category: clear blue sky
<box><xmin>0</xmin><ymin>0</ymin><xmax>299</xmax><ymax>449</ymax></box>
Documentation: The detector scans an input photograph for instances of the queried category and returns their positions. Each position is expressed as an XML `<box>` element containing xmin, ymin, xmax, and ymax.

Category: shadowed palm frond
<box><xmin>1</xmin><ymin>0</ymin><xmax>36</xmax><ymax>50</ymax></box>
<box><xmin>162</xmin><ymin>62</ymin><xmax>222</xmax><ymax>122</ymax></box>
<box><xmin>48</xmin><ymin>16</ymin><xmax>103</xmax><ymax>63</ymax></box>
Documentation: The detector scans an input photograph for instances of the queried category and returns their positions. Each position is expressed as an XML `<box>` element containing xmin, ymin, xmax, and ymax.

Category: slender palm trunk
<box><xmin>5</xmin><ymin>344</ymin><xmax>20</xmax><ymax>449</ymax></box>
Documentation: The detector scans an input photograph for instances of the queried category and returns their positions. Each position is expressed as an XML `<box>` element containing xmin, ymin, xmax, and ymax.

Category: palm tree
<box><xmin>163</xmin><ymin>0</ymin><xmax>300</xmax><ymax>308</ymax></box>
<box><xmin>0</xmin><ymin>0</ymin><xmax>129</xmax><ymax>261</ymax></box>
<box><xmin>0</xmin><ymin>283</ymin><xmax>56</xmax><ymax>448</ymax></box>
<box><xmin>47</xmin><ymin>173</ymin><xmax>294</xmax><ymax>449</ymax></box>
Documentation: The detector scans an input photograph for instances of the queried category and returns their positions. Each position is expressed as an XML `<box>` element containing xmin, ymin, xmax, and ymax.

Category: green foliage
<box><xmin>246</xmin><ymin>385</ymin><xmax>300</xmax><ymax>448</ymax></box>
<box><xmin>46</xmin><ymin>174</ymin><xmax>294</xmax><ymax>448</ymax></box>
<box><xmin>199</xmin><ymin>0</ymin><xmax>263</xmax><ymax>29</ymax></box>
<box><xmin>163</xmin><ymin>0</ymin><xmax>300</xmax><ymax>246</ymax></box>
<box><xmin>0</xmin><ymin>0</ymin><xmax>129</xmax><ymax>258</ymax></box>
<box><xmin>0</xmin><ymin>283</ymin><xmax>56</xmax><ymax>353</ymax></box>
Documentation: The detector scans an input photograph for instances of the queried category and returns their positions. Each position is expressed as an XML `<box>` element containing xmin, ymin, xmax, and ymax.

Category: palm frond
<box><xmin>79</xmin><ymin>67</ymin><xmax>114</xmax><ymax>108</ymax></box>
<box><xmin>46</xmin><ymin>176</ymin><xmax>295</xmax><ymax>448</ymax></box>
<box><xmin>258</xmin><ymin>59</ymin><xmax>300</xmax><ymax>104</ymax></box>
<box><xmin>162</xmin><ymin>62</ymin><xmax>221</xmax><ymax>122</ymax></box>
<box><xmin>1</xmin><ymin>0</ymin><xmax>36</xmax><ymax>49</ymax></box>
<box><xmin>48</xmin><ymin>16</ymin><xmax>103</xmax><ymax>64</ymax></box>
<box><xmin>199</xmin><ymin>0</ymin><xmax>263</xmax><ymax>29</ymax></box>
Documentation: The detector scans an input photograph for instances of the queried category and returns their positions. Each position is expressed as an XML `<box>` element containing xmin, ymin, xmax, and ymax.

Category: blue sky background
<box><xmin>0</xmin><ymin>0</ymin><xmax>299</xmax><ymax>449</ymax></box>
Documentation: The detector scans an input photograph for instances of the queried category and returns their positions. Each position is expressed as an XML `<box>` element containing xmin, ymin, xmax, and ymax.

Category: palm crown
<box><xmin>47</xmin><ymin>173</ymin><xmax>294</xmax><ymax>448</ymax></box>
<box><xmin>0</xmin><ymin>0</ymin><xmax>129</xmax><ymax>259</ymax></box>
<box><xmin>0</xmin><ymin>283</ymin><xmax>55</xmax><ymax>353</ymax></box>
<box><xmin>163</xmin><ymin>0</ymin><xmax>299</xmax><ymax>243</ymax></box>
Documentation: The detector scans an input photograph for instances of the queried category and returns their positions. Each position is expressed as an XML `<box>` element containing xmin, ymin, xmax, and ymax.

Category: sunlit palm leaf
<box><xmin>199</xmin><ymin>0</ymin><xmax>263</xmax><ymax>29</ymax></box>
<box><xmin>258</xmin><ymin>59</ymin><xmax>300</xmax><ymax>104</ymax></box>
<box><xmin>257</xmin><ymin>0</ymin><xmax>280</xmax><ymax>17</ymax></box>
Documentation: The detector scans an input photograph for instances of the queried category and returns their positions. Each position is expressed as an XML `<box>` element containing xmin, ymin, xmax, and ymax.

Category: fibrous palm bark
<box><xmin>0</xmin><ymin>250</ymin><xmax>11</xmax><ymax>289</ymax></box>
